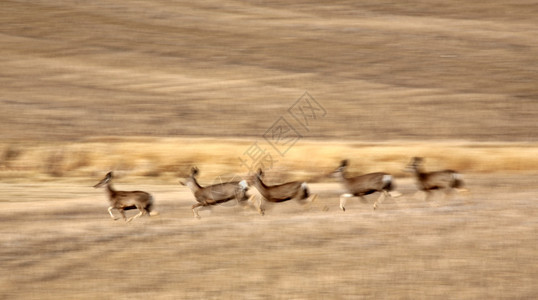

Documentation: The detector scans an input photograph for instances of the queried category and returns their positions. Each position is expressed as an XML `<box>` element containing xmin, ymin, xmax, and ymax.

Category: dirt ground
<box><xmin>1</xmin><ymin>174</ymin><xmax>536</xmax><ymax>299</ymax></box>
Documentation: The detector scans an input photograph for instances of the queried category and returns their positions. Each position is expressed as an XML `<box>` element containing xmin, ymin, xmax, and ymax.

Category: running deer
<box><xmin>405</xmin><ymin>157</ymin><xmax>466</xmax><ymax>201</ymax></box>
<box><xmin>250</xmin><ymin>169</ymin><xmax>318</xmax><ymax>212</ymax></box>
<box><xmin>93</xmin><ymin>172</ymin><xmax>158</xmax><ymax>222</ymax></box>
<box><xmin>331</xmin><ymin>160</ymin><xmax>398</xmax><ymax>211</ymax></box>
<box><xmin>180</xmin><ymin>167</ymin><xmax>260</xmax><ymax>218</ymax></box>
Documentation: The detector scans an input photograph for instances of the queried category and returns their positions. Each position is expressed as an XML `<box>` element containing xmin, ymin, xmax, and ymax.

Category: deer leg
<box><xmin>247</xmin><ymin>194</ymin><xmax>264</xmax><ymax>215</ymax></box>
<box><xmin>307</xmin><ymin>194</ymin><xmax>327</xmax><ymax>211</ymax></box>
<box><xmin>118</xmin><ymin>209</ymin><xmax>127</xmax><ymax>221</ymax></box>
<box><xmin>377</xmin><ymin>190</ymin><xmax>392</xmax><ymax>209</ymax></box>
<box><xmin>108</xmin><ymin>207</ymin><xmax>119</xmax><ymax>220</ymax></box>
<box><xmin>424</xmin><ymin>191</ymin><xmax>433</xmax><ymax>202</ymax></box>
<box><xmin>340</xmin><ymin>193</ymin><xmax>352</xmax><ymax>212</ymax></box>
<box><xmin>457</xmin><ymin>188</ymin><xmax>472</xmax><ymax>204</ymax></box>
<box><xmin>127</xmin><ymin>210</ymin><xmax>144</xmax><ymax>223</ymax></box>
<box><xmin>302</xmin><ymin>194</ymin><xmax>325</xmax><ymax>211</ymax></box>
<box><xmin>308</xmin><ymin>193</ymin><xmax>319</xmax><ymax>209</ymax></box>
<box><xmin>295</xmin><ymin>193</ymin><xmax>316</xmax><ymax>206</ymax></box>
<box><xmin>192</xmin><ymin>203</ymin><xmax>203</xmax><ymax>219</ymax></box>
<box><xmin>373</xmin><ymin>191</ymin><xmax>388</xmax><ymax>210</ymax></box>
<box><xmin>389</xmin><ymin>190</ymin><xmax>402</xmax><ymax>198</ymax></box>
<box><xmin>248</xmin><ymin>194</ymin><xmax>257</xmax><ymax>210</ymax></box>
<box><xmin>257</xmin><ymin>197</ymin><xmax>265</xmax><ymax>216</ymax></box>
<box><xmin>235</xmin><ymin>191</ymin><xmax>246</xmax><ymax>208</ymax></box>
<box><xmin>443</xmin><ymin>188</ymin><xmax>454</xmax><ymax>201</ymax></box>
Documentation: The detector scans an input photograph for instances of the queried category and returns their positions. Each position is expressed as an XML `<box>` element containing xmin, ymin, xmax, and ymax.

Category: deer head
<box><xmin>329</xmin><ymin>160</ymin><xmax>348</xmax><ymax>178</ymax></box>
<box><xmin>179</xmin><ymin>167</ymin><xmax>199</xmax><ymax>186</ymax></box>
<box><xmin>405</xmin><ymin>157</ymin><xmax>424</xmax><ymax>173</ymax></box>
<box><xmin>94</xmin><ymin>172</ymin><xmax>113</xmax><ymax>188</ymax></box>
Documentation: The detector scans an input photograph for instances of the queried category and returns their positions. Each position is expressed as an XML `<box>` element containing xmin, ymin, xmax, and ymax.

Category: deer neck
<box><xmin>106</xmin><ymin>182</ymin><xmax>116</xmax><ymax>197</ymax></box>
<box><xmin>185</xmin><ymin>177</ymin><xmax>203</xmax><ymax>194</ymax></box>
<box><xmin>339</xmin><ymin>169</ymin><xmax>358</xmax><ymax>191</ymax></box>
<box><xmin>253</xmin><ymin>176</ymin><xmax>271</xmax><ymax>199</ymax></box>
<box><xmin>413</xmin><ymin>166</ymin><xmax>426</xmax><ymax>178</ymax></box>
<box><xmin>338</xmin><ymin>169</ymin><xmax>351</xmax><ymax>184</ymax></box>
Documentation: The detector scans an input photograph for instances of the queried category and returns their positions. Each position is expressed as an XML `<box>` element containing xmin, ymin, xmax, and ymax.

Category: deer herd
<box><xmin>94</xmin><ymin>157</ymin><xmax>467</xmax><ymax>222</ymax></box>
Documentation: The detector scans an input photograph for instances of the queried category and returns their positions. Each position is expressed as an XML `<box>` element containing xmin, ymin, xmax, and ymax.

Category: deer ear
<box><xmin>106</xmin><ymin>171</ymin><xmax>113</xmax><ymax>178</ymax></box>
<box><xmin>191</xmin><ymin>167</ymin><xmax>199</xmax><ymax>176</ymax></box>
<box><xmin>341</xmin><ymin>160</ymin><xmax>349</xmax><ymax>167</ymax></box>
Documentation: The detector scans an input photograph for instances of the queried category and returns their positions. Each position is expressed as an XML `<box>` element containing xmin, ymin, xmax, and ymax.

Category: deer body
<box><xmin>332</xmin><ymin>160</ymin><xmax>395</xmax><ymax>211</ymax></box>
<box><xmin>251</xmin><ymin>169</ymin><xmax>317</xmax><ymax>211</ymax></box>
<box><xmin>94</xmin><ymin>172</ymin><xmax>156</xmax><ymax>222</ymax></box>
<box><xmin>406</xmin><ymin>157</ymin><xmax>465</xmax><ymax>200</ymax></box>
<box><xmin>341</xmin><ymin>172</ymin><xmax>393</xmax><ymax>197</ymax></box>
<box><xmin>181</xmin><ymin>167</ymin><xmax>257</xmax><ymax>218</ymax></box>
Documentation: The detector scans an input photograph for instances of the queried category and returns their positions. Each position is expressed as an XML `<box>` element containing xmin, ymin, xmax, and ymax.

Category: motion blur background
<box><xmin>1</xmin><ymin>1</ymin><xmax>537</xmax><ymax>299</ymax></box>
<box><xmin>1</xmin><ymin>0</ymin><xmax>537</xmax><ymax>179</ymax></box>
<box><xmin>2</xmin><ymin>1</ymin><xmax>538</xmax><ymax>141</ymax></box>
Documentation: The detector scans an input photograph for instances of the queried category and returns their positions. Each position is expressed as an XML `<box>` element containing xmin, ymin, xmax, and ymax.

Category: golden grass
<box><xmin>1</xmin><ymin>174</ymin><xmax>537</xmax><ymax>299</ymax></box>
<box><xmin>2</xmin><ymin>137</ymin><xmax>537</xmax><ymax>182</ymax></box>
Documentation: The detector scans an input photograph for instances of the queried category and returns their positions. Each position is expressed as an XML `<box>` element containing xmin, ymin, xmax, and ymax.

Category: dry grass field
<box><xmin>1</xmin><ymin>0</ymin><xmax>537</xmax><ymax>299</ymax></box>
<box><xmin>1</xmin><ymin>175</ymin><xmax>537</xmax><ymax>299</ymax></box>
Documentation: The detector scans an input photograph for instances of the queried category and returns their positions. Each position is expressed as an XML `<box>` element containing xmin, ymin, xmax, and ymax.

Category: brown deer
<box><xmin>250</xmin><ymin>169</ymin><xmax>318</xmax><ymax>212</ymax></box>
<box><xmin>180</xmin><ymin>167</ymin><xmax>261</xmax><ymax>218</ymax></box>
<box><xmin>93</xmin><ymin>172</ymin><xmax>158</xmax><ymax>222</ymax></box>
<box><xmin>331</xmin><ymin>160</ymin><xmax>397</xmax><ymax>211</ymax></box>
<box><xmin>405</xmin><ymin>157</ymin><xmax>466</xmax><ymax>201</ymax></box>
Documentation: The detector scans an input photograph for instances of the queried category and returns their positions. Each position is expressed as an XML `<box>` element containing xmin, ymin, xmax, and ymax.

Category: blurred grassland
<box><xmin>2</xmin><ymin>137</ymin><xmax>537</xmax><ymax>182</ymax></box>
<box><xmin>1</xmin><ymin>2</ymin><xmax>538</xmax><ymax>299</ymax></box>
<box><xmin>1</xmin><ymin>1</ymin><xmax>537</xmax><ymax>143</ymax></box>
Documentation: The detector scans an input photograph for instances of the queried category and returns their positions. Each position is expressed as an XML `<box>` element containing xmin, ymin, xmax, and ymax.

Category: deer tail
<box><xmin>301</xmin><ymin>182</ymin><xmax>310</xmax><ymax>199</ymax></box>
<box><xmin>146</xmin><ymin>195</ymin><xmax>160</xmax><ymax>216</ymax></box>
<box><xmin>239</xmin><ymin>180</ymin><xmax>249</xmax><ymax>191</ymax></box>
<box><xmin>382</xmin><ymin>174</ymin><xmax>395</xmax><ymax>191</ymax></box>
<box><xmin>452</xmin><ymin>173</ymin><xmax>465</xmax><ymax>189</ymax></box>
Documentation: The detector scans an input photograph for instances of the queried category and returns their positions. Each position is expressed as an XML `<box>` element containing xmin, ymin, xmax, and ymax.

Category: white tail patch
<box><xmin>452</xmin><ymin>173</ymin><xmax>463</xmax><ymax>180</ymax></box>
<box><xmin>239</xmin><ymin>180</ymin><xmax>248</xmax><ymax>190</ymax></box>
<box><xmin>382</xmin><ymin>174</ymin><xmax>392</xmax><ymax>184</ymax></box>
<box><xmin>301</xmin><ymin>182</ymin><xmax>308</xmax><ymax>190</ymax></box>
